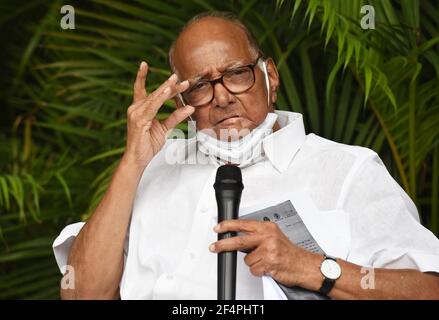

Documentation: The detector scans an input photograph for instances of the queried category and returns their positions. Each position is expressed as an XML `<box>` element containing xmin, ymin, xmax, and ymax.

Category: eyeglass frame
<box><xmin>178</xmin><ymin>56</ymin><xmax>265</xmax><ymax>108</ymax></box>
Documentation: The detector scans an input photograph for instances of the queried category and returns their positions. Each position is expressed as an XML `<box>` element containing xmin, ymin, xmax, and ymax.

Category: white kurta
<box><xmin>53</xmin><ymin>111</ymin><xmax>439</xmax><ymax>299</ymax></box>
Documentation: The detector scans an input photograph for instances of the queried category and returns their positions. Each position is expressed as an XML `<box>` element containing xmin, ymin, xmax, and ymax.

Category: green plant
<box><xmin>278</xmin><ymin>0</ymin><xmax>439</xmax><ymax>230</ymax></box>
<box><xmin>0</xmin><ymin>0</ymin><xmax>437</xmax><ymax>299</ymax></box>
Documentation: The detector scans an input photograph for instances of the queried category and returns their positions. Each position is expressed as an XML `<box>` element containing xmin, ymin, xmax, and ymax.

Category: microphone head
<box><xmin>214</xmin><ymin>165</ymin><xmax>243</xmax><ymax>190</ymax></box>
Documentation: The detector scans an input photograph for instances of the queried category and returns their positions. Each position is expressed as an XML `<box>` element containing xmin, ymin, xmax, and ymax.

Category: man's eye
<box><xmin>229</xmin><ymin>68</ymin><xmax>248</xmax><ymax>76</ymax></box>
<box><xmin>191</xmin><ymin>82</ymin><xmax>209</xmax><ymax>91</ymax></box>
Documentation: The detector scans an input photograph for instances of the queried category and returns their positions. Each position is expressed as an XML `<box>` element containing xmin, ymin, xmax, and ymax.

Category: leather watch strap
<box><xmin>319</xmin><ymin>277</ymin><xmax>335</xmax><ymax>295</ymax></box>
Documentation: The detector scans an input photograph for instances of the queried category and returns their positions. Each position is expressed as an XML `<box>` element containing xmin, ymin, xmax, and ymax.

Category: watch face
<box><xmin>321</xmin><ymin>259</ymin><xmax>341</xmax><ymax>280</ymax></box>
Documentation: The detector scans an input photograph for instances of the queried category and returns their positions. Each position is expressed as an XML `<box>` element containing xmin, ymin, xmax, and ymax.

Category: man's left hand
<box><xmin>209</xmin><ymin>220</ymin><xmax>314</xmax><ymax>288</ymax></box>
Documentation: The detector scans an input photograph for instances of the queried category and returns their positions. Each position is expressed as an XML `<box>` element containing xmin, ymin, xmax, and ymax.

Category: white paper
<box><xmin>238</xmin><ymin>191</ymin><xmax>351</xmax><ymax>300</ymax></box>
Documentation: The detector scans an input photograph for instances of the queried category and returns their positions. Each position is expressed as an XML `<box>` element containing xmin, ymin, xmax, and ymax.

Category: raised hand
<box><xmin>122</xmin><ymin>61</ymin><xmax>194</xmax><ymax>170</ymax></box>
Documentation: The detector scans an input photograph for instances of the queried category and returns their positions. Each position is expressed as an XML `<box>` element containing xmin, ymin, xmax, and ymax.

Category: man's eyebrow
<box><xmin>192</xmin><ymin>60</ymin><xmax>248</xmax><ymax>80</ymax></box>
<box><xmin>222</xmin><ymin>60</ymin><xmax>247</xmax><ymax>70</ymax></box>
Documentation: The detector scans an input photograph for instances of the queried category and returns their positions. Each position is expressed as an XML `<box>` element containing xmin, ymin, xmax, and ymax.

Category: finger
<box><xmin>145</xmin><ymin>76</ymin><xmax>190</xmax><ymax>117</ymax></box>
<box><xmin>209</xmin><ymin>235</ymin><xmax>263</xmax><ymax>253</ymax></box>
<box><xmin>244</xmin><ymin>246</ymin><xmax>264</xmax><ymax>267</ymax></box>
<box><xmin>249</xmin><ymin>260</ymin><xmax>267</xmax><ymax>277</ymax></box>
<box><xmin>133</xmin><ymin>61</ymin><xmax>148</xmax><ymax>103</ymax></box>
<box><xmin>149</xmin><ymin>73</ymin><xmax>178</xmax><ymax>100</ymax></box>
<box><xmin>135</xmin><ymin>74</ymin><xmax>190</xmax><ymax>122</ymax></box>
<box><xmin>132</xmin><ymin>73</ymin><xmax>177</xmax><ymax>119</ymax></box>
<box><xmin>162</xmin><ymin>105</ymin><xmax>195</xmax><ymax>131</ymax></box>
<box><xmin>214</xmin><ymin>219</ymin><xmax>270</xmax><ymax>235</ymax></box>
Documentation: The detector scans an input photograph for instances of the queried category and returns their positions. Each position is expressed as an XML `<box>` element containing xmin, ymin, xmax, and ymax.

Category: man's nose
<box><xmin>212</xmin><ymin>82</ymin><xmax>236</xmax><ymax>108</ymax></box>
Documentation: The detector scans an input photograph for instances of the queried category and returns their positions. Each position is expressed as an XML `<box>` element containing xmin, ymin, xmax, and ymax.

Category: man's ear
<box><xmin>265</xmin><ymin>57</ymin><xmax>280</xmax><ymax>107</ymax></box>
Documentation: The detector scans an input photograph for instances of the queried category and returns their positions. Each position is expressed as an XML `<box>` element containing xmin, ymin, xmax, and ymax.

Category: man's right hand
<box><xmin>122</xmin><ymin>61</ymin><xmax>194</xmax><ymax>170</ymax></box>
<box><xmin>61</xmin><ymin>62</ymin><xmax>194</xmax><ymax>299</ymax></box>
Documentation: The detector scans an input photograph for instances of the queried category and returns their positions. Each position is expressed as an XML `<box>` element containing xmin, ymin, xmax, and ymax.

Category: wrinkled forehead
<box><xmin>172</xmin><ymin>19</ymin><xmax>255</xmax><ymax>80</ymax></box>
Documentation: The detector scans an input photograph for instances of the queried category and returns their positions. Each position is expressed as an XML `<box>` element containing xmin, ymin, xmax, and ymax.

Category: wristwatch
<box><xmin>319</xmin><ymin>255</ymin><xmax>341</xmax><ymax>295</ymax></box>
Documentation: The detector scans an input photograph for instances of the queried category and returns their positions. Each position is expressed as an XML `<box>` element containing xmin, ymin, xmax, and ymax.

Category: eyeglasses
<box><xmin>180</xmin><ymin>57</ymin><xmax>263</xmax><ymax>107</ymax></box>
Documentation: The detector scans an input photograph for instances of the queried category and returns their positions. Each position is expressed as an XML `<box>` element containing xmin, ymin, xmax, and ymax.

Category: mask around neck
<box><xmin>196</xmin><ymin>112</ymin><xmax>278</xmax><ymax>167</ymax></box>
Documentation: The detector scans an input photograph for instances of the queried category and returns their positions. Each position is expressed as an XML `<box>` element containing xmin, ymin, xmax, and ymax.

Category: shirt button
<box><xmin>166</xmin><ymin>274</ymin><xmax>174</xmax><ymax>281</ymax></box>
<box><xmin>189</xmin><ymin>252</ymin><xmax>196</xmax><ymax>260</ymax></box>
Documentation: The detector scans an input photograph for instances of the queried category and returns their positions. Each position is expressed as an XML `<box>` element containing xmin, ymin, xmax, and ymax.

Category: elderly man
<box><xmin>53</xmin><ymin>12</ymin><xmax>439</xmax><ymax>300</ymax></box>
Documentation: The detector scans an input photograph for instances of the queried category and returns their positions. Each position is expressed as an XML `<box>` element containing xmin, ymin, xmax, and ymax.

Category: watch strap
<box><xmin>319</xmin><ymin>277</ymin><xmax>335</xmax><ymax>295</ymax></box>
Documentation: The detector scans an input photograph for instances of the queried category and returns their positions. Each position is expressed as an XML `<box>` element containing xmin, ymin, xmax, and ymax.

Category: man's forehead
<box><xmin>172</xmin><ymin>18</ymin><xmax>254</xmax><ymax>79</ymax></box>
<box><xmin>180</xmin><ymin>42</ymin><xmax>252</xmax><ymax>79</ymax></box>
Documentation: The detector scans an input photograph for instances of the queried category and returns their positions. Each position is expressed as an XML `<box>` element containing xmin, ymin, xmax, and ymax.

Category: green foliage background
<box><xmin>0</xmin><ymin>0</ymin><xmax>438</xmax><ymax>299</ymax></box>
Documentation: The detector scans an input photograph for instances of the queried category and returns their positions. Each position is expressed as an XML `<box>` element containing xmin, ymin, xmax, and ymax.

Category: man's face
<box><xmin>172</xmin><ymin>17</ymin><xmax>279</xmax><ymax>138</ymax></box>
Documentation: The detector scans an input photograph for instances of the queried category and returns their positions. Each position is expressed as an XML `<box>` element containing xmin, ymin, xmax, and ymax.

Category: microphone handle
<box><xmin>218</xmin><ymin>232</ymin><xmax>237</xmax><ymax>300</ymax></box>
<box><xmin>216</xmin><ymin>190</ymin><xmax>241</xmax><ymax>300</ymax></box>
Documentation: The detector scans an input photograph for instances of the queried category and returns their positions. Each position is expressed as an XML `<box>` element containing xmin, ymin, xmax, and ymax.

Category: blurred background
<box><xmin>0</xmin><ymin>0</ymin><xmax>438</xmax><ymax>299</ymax></box>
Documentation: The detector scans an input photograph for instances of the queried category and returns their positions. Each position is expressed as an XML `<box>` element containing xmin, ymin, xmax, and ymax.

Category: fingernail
<box><xmin>140</xmin><ymin>61</ymin><xmax>146</xmax><ymax>70</ymax></box>
<box><xmin>169</xmin><ymin>73</ymin><xmax>177</xmax><ymax>81</ymax></box>
<box><xmin>209</xmin><ymin>244</ymin><xmax>216</xmax><ymax>252</ymax></box>
<box><xmin>180</xmin><ymin>80</ymin><xmax>189</xmax><ymax>87</ymax></box>
<box><xmin>213</xmin><ymin>224</ymin><xmax>220</xmax><ymax>232</ymax></box>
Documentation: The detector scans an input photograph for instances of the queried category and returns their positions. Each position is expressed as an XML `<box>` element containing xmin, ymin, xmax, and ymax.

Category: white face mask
<box><xmin>196</xmin><ymin>112</ymin><xmax>278</xmax><ymax>167</ymax></box>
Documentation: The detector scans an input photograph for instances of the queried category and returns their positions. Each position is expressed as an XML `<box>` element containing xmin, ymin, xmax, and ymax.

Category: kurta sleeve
<box><xmin>52</xmin><ymin>222</ymin><xmax>130</xmax><ymax>275</ymax></box>
<box><xmin>341</xmin><ymin>153</ymin><xmax>439</xmax><ymax>273</ymax></box>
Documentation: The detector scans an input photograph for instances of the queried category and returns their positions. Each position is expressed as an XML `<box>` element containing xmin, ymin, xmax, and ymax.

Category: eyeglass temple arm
<box><xmin>178</xmin><ymin>93</ymin><xmax>187</xmax><ymax>107</ymax></box>
<box><xmin>177</xmin><ymin>92</ymin><xmax>197</xmax><ymax>127</ymax></box>
<box><xmin>257</xmin><ymin>59</ymin><xmax>271</xmax><ymax>107</ymax></box>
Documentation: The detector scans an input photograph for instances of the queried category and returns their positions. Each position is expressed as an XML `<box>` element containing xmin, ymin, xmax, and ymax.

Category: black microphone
<box><xmin>214</xmin><ymin>164</ymin><xmax>244</xmax><ymax>300</ymax></box>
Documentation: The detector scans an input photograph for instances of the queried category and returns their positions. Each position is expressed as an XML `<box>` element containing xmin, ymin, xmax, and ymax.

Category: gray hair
<box><xmin>168</xmin><ymin>11</ymin><xmax>264</xmax><ymax>74</ymax></box>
